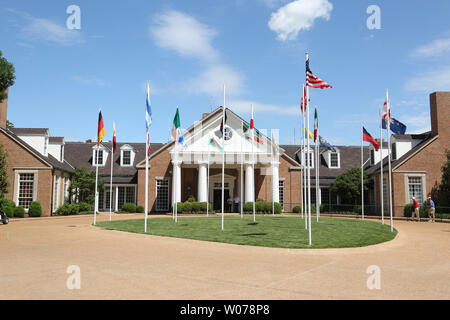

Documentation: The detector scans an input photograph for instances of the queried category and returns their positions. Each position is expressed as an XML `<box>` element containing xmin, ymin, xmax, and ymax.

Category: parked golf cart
<box><xmin>0</xmin><ymin>209</ymin><xmax>9</xmax><ymax>225</ymax></box>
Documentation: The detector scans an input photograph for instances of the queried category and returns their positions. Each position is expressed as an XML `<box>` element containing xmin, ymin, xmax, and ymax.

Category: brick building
<box><xmin>366</xmin><ymin>92</ymin><xmax>450</xmax><ymax>216</ymax></box>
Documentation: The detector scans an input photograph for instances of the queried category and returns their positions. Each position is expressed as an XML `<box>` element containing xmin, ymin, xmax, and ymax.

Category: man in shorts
<box><xmin>427</xmin><ymin>196</ymin><xmax>436</xmax><ymax>223</ymax></box>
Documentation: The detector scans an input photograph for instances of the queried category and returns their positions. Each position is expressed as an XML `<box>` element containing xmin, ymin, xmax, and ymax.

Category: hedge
<box><xmin>293</xmin><ymin>206</ymin><xmax>301</xmax><ymax>214</ymax></box>
<box><xmin>3</xmin><ymin>206</ymin><xmax>14</xmax><ymax>218</ymax></box>
<box><xmin>56</xmin><ymin>203</ymin><xmax>80</xmax><ymax>216</ymax></box>
<box><xmin>14</xmin><ymin>206</ymin><xmax>25</xmax><ymax>218</ymax></box>
<box><xmin>29</xmin><ymin>202</ymin><xmax>42</xmax><ymax>217</ymax></box>
<box><xmin>136</xmin><ymin>206</ymin><xmax>145</xmax><ymax>213</ymax></box>
<box><xmin>1</xmin><ymin>199</ymin><xmax>16</xmax><ymax>211</ymax></box>
<box><xmin>173</xmin><ymin>202</ymin><xmax>212</xmax><ymax>214</ymax></box>
<box><xmin>244</xmin><ymin>202</ymin><xmax>282</xmax><ymax>214</ymax></box>
<box><xmin>122</xmin><ymin>203</ymin><xmax>137</xmax><ymax>213</ymax></box>
<box><xmin>78</xmin><ymin>202</ymin><xmax>92</xmax><ymax>213</ymax></box>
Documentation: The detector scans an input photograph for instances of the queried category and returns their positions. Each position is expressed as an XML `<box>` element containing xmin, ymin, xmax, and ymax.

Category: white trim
<box><xmin>14</xmin><ymin>170</ymin><xmax>38</xmax><ymax>211</ymax></box>
<box><xmin>404</xmin><ymin>173</ymin><xmax>427</xmax><ymax>204</ymax></box>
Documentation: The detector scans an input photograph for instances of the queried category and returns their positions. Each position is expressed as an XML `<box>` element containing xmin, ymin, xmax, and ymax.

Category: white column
<box><xmin>115</xmin><ymin>186</ymin><xmax>119</xmax><ymax>212</ymax></box>
<box><xmin>172</xmin><ymin>161</ymin><xmax>182</xmax><ymax>203</ymax></box>
<box><xmin>272</xmin><ymin>165</ymin><xmax>280</xmax><ymax>203</ymax></box>
<box><xmin>245</xmin><ymin>163</ymin><xmax>255</xmax><ymax>203</ymax></box>
<box><xmin>197</xmin><ymin>163</ymin><xmax>208</xmax><ymax>202</ymax></box>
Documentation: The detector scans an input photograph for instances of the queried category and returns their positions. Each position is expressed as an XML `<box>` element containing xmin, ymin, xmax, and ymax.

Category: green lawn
<box><xmin>96</xmin><ymin>216</ymin><xmax>398</xmax><ymax>249</ymax></box>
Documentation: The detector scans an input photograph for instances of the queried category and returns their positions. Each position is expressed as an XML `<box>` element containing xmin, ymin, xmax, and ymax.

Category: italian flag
<box><xmin>172</xmin><ymin>108</ymin><xmax>181</xmax><ymax>141</ymax></box>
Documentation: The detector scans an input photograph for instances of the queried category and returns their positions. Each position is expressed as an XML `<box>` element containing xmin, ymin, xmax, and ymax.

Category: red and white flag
<box><xmin>306</xmin><ymin>57</ymin><xmax>333</xmax><ymax>89</ymax></box>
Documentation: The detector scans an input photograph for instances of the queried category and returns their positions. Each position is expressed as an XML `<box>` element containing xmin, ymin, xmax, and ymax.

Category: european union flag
<box><xmin>382</xmin><ymin>117</ymin><xmax>407</xmax><ymax>135</ymax></box>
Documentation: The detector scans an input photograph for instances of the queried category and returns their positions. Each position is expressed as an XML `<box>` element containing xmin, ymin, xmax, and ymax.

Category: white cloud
<box><xmin>150</xmin><ymin>10</ymin><xmax>218</xmax><ymax>61</ymax></box>
<box><xmin>405</xmin><ymin>66</ymin><xmax>450</xmax><ymax>92</ymax></box>
<box><xmin>399</xmin><ymin>112</ymin><xmax>431</xmax><ymax>134</ymax></box>
<box><xmin>268</xmin><ymin>0</ymin><xmax>333</xmax><ymax>41</ymax></box>
<box><xmin>187</xmin><ymin>65</ymin><xmax>246</xmax><ymax>96</ymax></box>
<box><xmin>229</xmin><ymin>100</ymin><xmax>299</xmax><ymax>116</ymax></box>
<box><xmin>7</xmin><ymin>8</ymin><xmax>84</xmax><ymax>46</ymax></box>
<box><xmin>71</xmin><ymin>75</ymin><xmax>106</xmax><ymax>87</ymax></box>
<box><xmin>411</xmin><ymin>38</ymin><xmax>450</xmax><ymax>58</ymax></box>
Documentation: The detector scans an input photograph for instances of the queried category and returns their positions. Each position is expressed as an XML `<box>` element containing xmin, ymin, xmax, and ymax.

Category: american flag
<box><xmin>306</xmin><ymin>57</ymin><xmax>332</xmax><ymax>89</ymax></box>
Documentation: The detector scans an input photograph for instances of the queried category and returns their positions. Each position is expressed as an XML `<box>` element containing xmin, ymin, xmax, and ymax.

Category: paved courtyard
<box><xmin>0</xmin><ymin>214</ymin><xmax>449</xmax><ymax>300</ymax></box>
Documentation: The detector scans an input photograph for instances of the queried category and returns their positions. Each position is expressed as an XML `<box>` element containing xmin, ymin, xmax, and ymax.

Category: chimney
<box><xmin>0</xmin><ymin>88</ymin><xmax>8</xmax><ymax>128</ymax></box>
<box><xmin>430</xmin><ymin>92</ymin><xmax>450</xmax><ymax>137</ymax></box>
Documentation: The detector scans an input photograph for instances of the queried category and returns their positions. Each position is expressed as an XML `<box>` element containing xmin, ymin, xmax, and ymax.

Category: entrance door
<box><xmin>213</xmin><ymin>189</ymin><xmax>230</xmax><ymax>211</ymax></box>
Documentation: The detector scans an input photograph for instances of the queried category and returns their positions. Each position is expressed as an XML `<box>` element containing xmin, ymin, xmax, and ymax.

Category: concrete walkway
<box><xmin>0</xmin><ymin>213</ymin><xmax>449</xmax><ymax>300</ymax></box>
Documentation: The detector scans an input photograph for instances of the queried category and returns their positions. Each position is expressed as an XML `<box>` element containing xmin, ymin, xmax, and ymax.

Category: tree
<box><xmin>431</xmin><ymin>150</ymin><xmax>450</xmax><ymax>206</ymax></box>
<box><xmin>0</xmin><ymin>50</ymin><xmax>15</xmax><ymax>103</ymax></box>
<box><xmin>330</xmin><ymin>168</ymin><xmax>370</xmax><ymax>204</ymax></box>
<box><xmin>0</xmin><ymin>144</ymin><xmax>8</xmax><ymax>198</ymax></box>
<box><xmin>6</xmin><ymin>120</ymin><xmax>13</xmax><ymax>129</ymax></box>
<box><xmin>69</xmin><ymin>167</ymin><xmax>104</xmax><ymax>205</ymax></box>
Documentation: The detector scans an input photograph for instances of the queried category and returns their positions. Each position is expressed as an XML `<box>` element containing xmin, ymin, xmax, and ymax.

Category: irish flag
<box><xmin>172</xmin><ymin>107</ymin><xmax>186</xmax><ymax>146</ymax></box>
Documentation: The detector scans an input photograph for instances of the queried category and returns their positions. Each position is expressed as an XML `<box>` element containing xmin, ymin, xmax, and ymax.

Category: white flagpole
<box><xmin>316</xmin><ymin>128</ymin><xmax>319</xmax><ymax>223</ymax></box>
<box><xmin>207</xmin><ymin>137</ymin><xmax>210</xmax><ymax>217</ymax></box>
<box><xmin>144</xmin><ymin>84</ymin><xmax>151</xmax><ymax>232</ymax></box>
<box><xmin>240</xmin><ymin>121</ymin><xmax>244</xmax><ymax>218</ymax></box>
<box><xmin>380</xmin><ymin>116</ymin><xmax>385</xmax><ymax>225</ymax></box>
<box><xmin>301</xmin><ymin>88</ymin><xmax>305</xmax><ymax>221</ymax></box>
<box><xmin>271</xmin><ymin>130</ymin><xmax>275</xmax><ymax>216</ymax></box>
<box><xmin>221</xmin><ymin>85</ymin><xmax>225</xmax><ymax>231</ymax></box>
<box><xmin>361</xmin><ymin>124</ymin><xmax>365</xmax><ymax>221</ymax></box>
<box><xmin>94</xmin><ymin>109</ymin><xmax>101</xmax><ymax>226</ymax></box>
<box><xmin>109</xmin><ymin>122</ymin><xmax>114</xmax><ymax>222</ymax></box>
<box><xmin>251</xmin><ymin>104</ymin><xmax>256</xmax><ymax>222</ymax></box>
<box><xmin>306</xmin><ymin>53</ymin><xmax>312</xmax><ymax>246</ymax></box>
<box><xmin>387</xmin><ymin>89</ymin><xmax>394</xmax><ymax>232</ymax></box>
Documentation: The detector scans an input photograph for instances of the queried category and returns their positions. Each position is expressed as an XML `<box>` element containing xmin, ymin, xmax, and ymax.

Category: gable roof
<box><xmin>366</xmin><ymin>132</ymin><xmax>437</xmax><ymax>175</ymax></box>
<box><xmin>0</xmin><ymin>127</ymin><xmax>74</xmax><ymax>173</ymax></box>
<box><xmin>11</xmin><ymin>128</ymin><xmax>49</xmax><ymax>135</ymax></box>
<box><xmin>136</xmin><ymin>106</ymin><xmax>301</xmax><ymax>168</ymax></box>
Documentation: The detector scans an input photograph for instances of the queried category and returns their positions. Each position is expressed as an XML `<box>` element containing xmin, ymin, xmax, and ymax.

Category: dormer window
<box><xmin>94</xmin><ymin>150</ymin><xmax>103</xmax><ymax>165</ymax></box>
<box><xmin>92</xmin><ymin>145</ymin><xmax>108</xmax><ymax>167</ymax></box>
<box><xmin>120</xmin><ymin>145</ymin><xmax>135</xmax><ymax>167</ymax></box>
<box><xmin>123</xmin><ymin>150</ymin><xmax>131</xmax><ymax>165</ymax></box>
<box><xmin>330</xmin><ymin>152</ymin><xmax>340</xmax><ymax>168</ymax></box>
<box><xmin>301</xmin><ymin>151</ymin><xmax>314</xmax><ymax>169</ymax></box>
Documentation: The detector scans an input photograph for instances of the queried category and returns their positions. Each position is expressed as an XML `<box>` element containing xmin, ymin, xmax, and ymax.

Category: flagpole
<box><xmin>240</xmin><ymin>121</ymin><xmax>244</xmax><ymax>218</ymax></box>
<box><xmin>207</xmin><ymin>137</ymin><xmax>210</xmax><ymax>217</ymax></box>
<box><xmin>221</xmin><ymin>85</ymin><xmax>225</xmax><ymax>231</ymax></box>
<box><xmin>387</xmin><ymin>89</ymin><xmax>394</xmax><ymax>232</ymax></box>
<box><xmin>380</xmin><ymin>116</ymin><xmax>385</xmax><ymax>225</ymax></box>
<box><xmin>94</xmin><ymin>109</ymin><xmax>101</xmax><ymax>226</ymax></box>
<box><xmin>306</xmin><ymin>53</ymin><xmax>312</xmax><ymax>246</ymax></box>
<box><xmin>144</xmin><ymin>83</ymin><xmax>151</xmax><ymax>232</ymax></box>
<box><xmin>316</xmin><ymin>127</ymin><xmax>319</xmax><ymax>223</ymax></box>
<box><xmin>301</xmin><ymin>86</ymin><xmax>305</xmax><ymax>222</ymax></box>
<box><xmin>109</xmin><ymin>122</ymin><xmax>114</xmax><ymax>222</ymax></box>
<box><xmin>271</xmin><ymin>130</ymin><xmax>275</xmax><ymax>216</ymax></box>
<box><xmin>251</xmin><ymin>104</ymin><xmax>256</xmax><ymax>223</ymax></box>
<box><xmin>361</xmin><ymin>124</ymin><xmax>365</xmax><ymax>221</ymax></box>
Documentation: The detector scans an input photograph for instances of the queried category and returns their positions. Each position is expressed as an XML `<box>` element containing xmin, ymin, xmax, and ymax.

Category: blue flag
<box><xmin>319</xmin><ymin>135</ymin><xmax>336</xmax><ymax>152</ymax></box>
<box><xmin>382</xmin><ymin>117</ymin><xmax>407</xmax><ymax>135</ymax></box>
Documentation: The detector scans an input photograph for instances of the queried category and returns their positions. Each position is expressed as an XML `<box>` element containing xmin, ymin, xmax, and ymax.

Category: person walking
<box><xmin>412</xmin><ymin>197</ymin><xmax>421</xmax><ymax>222</ymax></box>
<box><xmin>234</xmin><ymin>194</ymin><xmax>240</xmax><ymax>213</ymax></box>
<box><xmin>427</xmin><ymin>196</ymin><xmax>436</xmax><ymax>223</ymax></box>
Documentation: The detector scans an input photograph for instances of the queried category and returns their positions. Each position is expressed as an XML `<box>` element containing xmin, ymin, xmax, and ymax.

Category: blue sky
<box><xmin>1</xmin><ymin>0</ymin><xmax>450</xmax><ymax>146</ymax></box>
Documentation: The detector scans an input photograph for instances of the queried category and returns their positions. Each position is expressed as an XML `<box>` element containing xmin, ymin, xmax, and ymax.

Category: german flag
<box><xmin>98</xmin><ymin>110</ymin><xmax>106</xmax><ymax>146</ymax></box>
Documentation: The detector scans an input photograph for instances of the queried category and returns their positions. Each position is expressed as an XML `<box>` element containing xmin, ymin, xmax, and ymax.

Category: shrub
<box><xmin>191</xmin><ymin>202</ymin><xmax>201</xmax><ymax>213</ymax></box>
<box><xmin>273</xmin><ymin>202</ymin><xmax>282</xmax><ymax>214</ymax></box>
<box><xmin>78</xmin><ymin>202</ymin><xmax>92</xmax><ymax>213</ymax></box>
<box><xmin>187</xmin><ymin>196</ymin><xmax>196</xmax><ymax>202</ymax></box>
<box><xmin>122</xmin><ymin>203</ymin><xmax>137</xmax><ymax>213</ymax></box>
<box><xmin>244</xmin><ymin>202</ymin><xmax>254</xmax><ymax>213</ymax></box>
<box><xmin>3</xmin><ymin>206</ymin><xmax>13</xmax><ymax>218</ymax></box>
<box><xmin>404</xmin><ymin>204</ymin><xmax>414</xmax><ymax>218</ymax></box>
<box><xmin>256</xmin><ymin>198</ymin><xmax>265</xmax><ymax>202</ymax></box>
<box><xmin>29</xmin><ymin>202</ymin><xmax>42</xmax><ymax>217</ymax></box>
<box><xmin>1</xmin><ymin>199</ymin><xmax>16</xmax><ymax>211</ymax></box>
<box><xmin>293</xmin><ymin>206</ymin><xmax>301</xmax><ymax>214</ymax></box>
<box><xmin>136</xmin><ymin>206</ymin><xmax>145</xmax><ymax>213</ymax></box>
<box><xmin>182</xmin><ymin>202</ymin><xmax>192</xmax><ymax>213</ymax></box>
<box><xmin>14</xmin><ymin>206</ymin><xmax>25</xmax><ymax>218</ymax></box>
<box><xmin>174</xmin><ymin>202</ymin><xmax>184</xmax><ymax>214</ymax></box>
<box><xmin>263</xmin><ymin>202</ymin><xmax>272</xmax><ymax>213</ymax></box>
<box><xmin>199</xmin><ymin>202</ymin><xmax>208</xmax><ymax>212</ymax></box>
<box><xmin>56</xmin><ymin>203</ymin><xmax>80</xmax><ymax>216</ymax></box>
<box><xmin>255</xmin><ymin>201</ymin><xmax>264</xmax><ymax>213</ymax></box>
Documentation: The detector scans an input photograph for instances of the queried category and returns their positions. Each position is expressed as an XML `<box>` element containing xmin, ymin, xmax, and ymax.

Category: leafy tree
<box><xmin>6</xmin><ymin>120</ymin><xmax>13</xmax><ymax>129</ymax></box>
<box><xmin>69</xmin><ymin>167</ymin><xmax>104</xmax><ymax>205</ymax></box>
<box><xmin>330</xmin><ymin>168</ymin><xmax>370</xmax><ymax>204</ymax></box>
<box><xmin>0</xmin><ymin>143</ymin><xmax>8</xmax><ymax>198</ymax></box>
<box><xmin>432</xmin><ymin>150</ymin><xmax>450</xmax><ymax>206</ymax></box>
<box><xmin>0</xmin><ymin>50</ymin><xmax>15</xmax><ymax>103</ymax></box>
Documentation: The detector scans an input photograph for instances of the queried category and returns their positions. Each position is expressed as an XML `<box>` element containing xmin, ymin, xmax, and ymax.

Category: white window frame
<box><xmin>14</xmin><ymin>170</ymin><xmax>38</xmax><ymax>211</ymax></box>
<box><xmin>404</xmin><ymin>173</ymin><xmax>426</xmax><ymax>204</ymax></box>
<box><xmin>329</xmin><ymin>152</ymin><xmax>340</xmax><ymax>169</ymax></box>
<box><xmin>302</xmin><ymin>150</ymin><xmax>314</xmax><ymax>169</ymax></box>
<box><xmin>120</xmin><ymin>145</ymin><xmax>135</xmax><ymax>167</ymax></box>
<box><xmin>53</xmin><ymin>176</ymin><xmax>60</xmax><ymax>212</ymax></box>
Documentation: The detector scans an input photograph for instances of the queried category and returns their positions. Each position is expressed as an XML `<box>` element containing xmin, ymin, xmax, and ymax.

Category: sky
<box><xmin>1</xmin><ymin>0</ymin><xmax>450</xmax><ymax>146</ymax></box>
